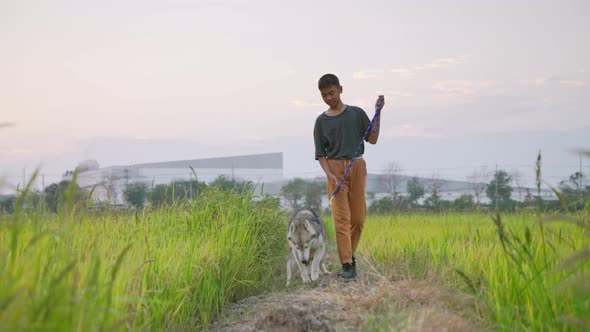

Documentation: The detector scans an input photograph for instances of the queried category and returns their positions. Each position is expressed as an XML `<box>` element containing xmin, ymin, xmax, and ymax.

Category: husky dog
<box><xmin>286</xmin><ymin>209</ymin><xmax>329</xmax><ymax>286</ymax></box>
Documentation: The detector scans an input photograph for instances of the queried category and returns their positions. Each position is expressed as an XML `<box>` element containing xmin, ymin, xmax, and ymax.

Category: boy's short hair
<box><xmin>318</xmin><ymin>74</ymin><xmax>340</xmax><ymax>89</ymax></box>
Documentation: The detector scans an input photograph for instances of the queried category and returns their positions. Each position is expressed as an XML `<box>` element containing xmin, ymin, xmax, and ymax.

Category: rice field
<box><xmin>0</xmin><ymin>186</ymin><xmax>286</xmax><ymax>331</ymax></box>
<box><xmin>354</xmin><ymin>212</ymin><xmax>590</xmax><ymax>331</ymax></box>
<box><xmin>1</xmin><ymin>179</ymin><xmax>588</xmax><ymax>330</ymax></box>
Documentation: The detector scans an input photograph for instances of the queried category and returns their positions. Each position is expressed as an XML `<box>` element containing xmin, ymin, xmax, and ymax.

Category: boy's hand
<box><xmin>375</xmin><ymin>95</ymin><xmax>385</xmax><ymax>112</ymax></box>
<box><xmin>329</xmin><ymin>174</ymin><xmax>348</xmax><ymax>192</ymax></box>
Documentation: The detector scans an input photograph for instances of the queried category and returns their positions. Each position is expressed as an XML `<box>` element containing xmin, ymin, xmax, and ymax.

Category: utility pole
<box><xmin>41</xmin><ymin>174</ymin><xmax>46</xmax><ymax>214</ymax></box>
<box><xmin>495</xmin><ymin>164</ymin><xmax>499</xmax><ymax>211</ymax></box>
<box><xmin>125</xmin><ymin>169</ymin><xmax>129</xmax><ymax>188</ymax></box>
<box><xmin>189</xmin><ymin>173</ymin><xmax>193</xmax><ymax>200</ymax></box>
<box><xmin>580</xmin><ymin>153</ymin><xmax>584</xmax><ymax>201</ymax></box>
<box><xmin>125</xmin><ymin>169</ymin><xmax>130</xmax><ymax>207</ymax></box>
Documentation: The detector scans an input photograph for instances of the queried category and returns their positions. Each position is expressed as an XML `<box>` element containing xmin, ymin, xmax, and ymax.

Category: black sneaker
<box><xmin>352</xmin><ymin>255</ymin><xmax>356</xmax><ymax>269</ymax></box>
<box><xmin>337</xmin><ymin>262</ymin><xmax>357</xmax><ymax>279</ymax></box>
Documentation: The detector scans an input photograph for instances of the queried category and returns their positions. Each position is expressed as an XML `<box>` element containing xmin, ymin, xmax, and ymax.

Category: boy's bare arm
<box><xmin>367</xmin><ymin>96</ymin><xmax>385</xmax><ymax>144</ymax></box>
<box><xmin>367</xmin><ymin>112</ymin><xmax>381</xmax><ymax>144</ymax></box>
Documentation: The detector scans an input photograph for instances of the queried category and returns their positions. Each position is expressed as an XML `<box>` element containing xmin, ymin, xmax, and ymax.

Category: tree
<box><xmin>559</xmin><ymin>172</ymin><xmax>589</xmax><ymax>210</ymax></box>
<box><xmin>281</xmin><ymin>178</ymin><xmax>307</xmax><ymax>210</ymax></box>
<box><xmin>381</xmin><ymin>162</ymin><xmax>402</xmax><ymax>201</ymax></box>
<box><xmin>452</xmin><ymin>194</ymin><xmax>475</xmax><ymax>211</ymax></box>
<box><xmin>369</xmin><ymin>196</ymin><xmax>395</xmax><ymax>214</ymax></box>
<box><xmin>467</xmin><ymin>167</ymin><xmax>489</xmax><ymax>206</ymax></box>
<box><xmin>424</xmin><ymin>172</ymin><xmax>446</xmax><ymax>212</ymax></box>
<box><xmin>27</xmin><ymin>190</ymin><xmax>44</xmax><ymax>211</ymax></box>
<box><xmin>211</xmin><ymin>176</ymin><xmax>251</xmax><ymax>193</ymax></box>
<box><xmin>523</xmin><ymin>188</ymin><xmax>536</xmax><ymax>209</ymax></box>
<box><xmin>44</xmin><ymin>183</ymin><xmax>60</xmax><ymax>212</ymax></box>
<box><xmin>0</xmin><ymin>195</ymin><xmax>14</xmax><ymax>214</ymax></box>
<box><xmin>171</xmin><ymin>179</ymin><xmax>207</xmax><ymax>202</ymax></box>
<box><xmin>147</xmin><ymin>179</ymin><xmax>208</xmax><ymax>207</ymax></box>
<box><xmin>304</xmin><ymin>181</ymin><xmax>325</xmax><ymax>213</ymax></box>
<box><xmin>511</xmin><ymin>170</ymin><xmax>525</xmax><ymax>204</ymax></box>
<box><xmin>406</xmin><ymin>177</ymin><xmax>425</xmax><ymax>206</ymax></box>
<box><xmin>423</xmin><ymin>192</ymin><xmax>441</xmax><ymax>211</ymax></box>
<box><xmin>280</xmin><ymin>178</ymin><xmax>326</xmax><ymax>212</ymax></box>
<box><xmin>104</xmin><ymin>173</ymin><xmax>120</xmax><ymax>205</ymax></box>
<box><xmin>486</xmin><ymin>170</ymin><xmax>514</xmax><ymax>211</ymax></box>
<box><xmin>44</xmin><ymin>180</ymin><xmax>87</xmax><ymax>213</ymax></box>
<box><xmin>149</xmin><ymin>183</ymin><xmax>171</xmax><ymax>207</ymax></box>
<box><xmin>124</xmin><ymin>183</ymin><xmax>147</xmax><ymax>210</ymax></box>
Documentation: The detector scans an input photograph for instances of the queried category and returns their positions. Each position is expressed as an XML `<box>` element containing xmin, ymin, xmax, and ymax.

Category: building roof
<box><xmin>123</xmin><ymin>152</ymin><xmax>283</xmax><ymax>170</ymax></box>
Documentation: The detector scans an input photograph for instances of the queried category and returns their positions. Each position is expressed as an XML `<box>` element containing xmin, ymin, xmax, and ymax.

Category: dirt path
<box><xmin>210</xmin><ymin>258</ymin><xmax>488</xmax><ymax>332</ymax></box>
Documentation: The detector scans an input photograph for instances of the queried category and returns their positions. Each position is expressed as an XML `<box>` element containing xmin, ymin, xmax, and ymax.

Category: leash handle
<box><xmin>329</xmin><ymin>95</ymin><xmax>384</xmax><ymax>205</ymax></box>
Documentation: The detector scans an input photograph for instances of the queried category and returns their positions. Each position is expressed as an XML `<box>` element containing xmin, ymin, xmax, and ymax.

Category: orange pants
<box><xmin>326</xmin><ymin>158</ymin><xmax>367</xmax><ymax>265</ymax></box>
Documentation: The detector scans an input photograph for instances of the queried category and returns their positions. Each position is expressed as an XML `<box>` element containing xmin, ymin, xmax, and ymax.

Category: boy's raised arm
<box><xmin>368</xmin><ymin>96</ymin><xmax>385</xmax><ymax>144</ymax></box>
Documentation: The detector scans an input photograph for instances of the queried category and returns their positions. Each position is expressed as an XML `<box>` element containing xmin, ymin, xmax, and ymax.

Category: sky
<box><xmin>1</xmin><ymin>0</ymin><xmax>589</xmax><ymax>193</ymax></box>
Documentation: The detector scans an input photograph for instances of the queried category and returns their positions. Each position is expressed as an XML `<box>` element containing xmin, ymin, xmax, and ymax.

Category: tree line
<box><xmin>1</xmin><ymin>168</ymin><xmax>588</xmax><ymax>215</ymax></box>
<box><xmin>0</xmin><ymin>175</ymin><xmax>253</xmax><ymax>214</ymax></box>
<box><xmin>279</xmin><ymin>169</ymin><xmax>590</xmax><ymax>213</ymax></box>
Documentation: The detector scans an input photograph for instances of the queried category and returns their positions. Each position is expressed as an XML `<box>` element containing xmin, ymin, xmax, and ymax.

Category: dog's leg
<box><xmin>294</xmin><ymin>259</ymin><xmax>311</xmax><ymax>283</ymax></box>
<box><xmin>286</xmin><ymin>255</ymin><xmax>300</xmax><ymax>286</ymax></box>
<box><xmin>310</xmin><ymin>244</ymin><xmax>326</xmax><ymax>281</ymax></box>
<box><xmin>321</xmin><ymin>260</ymin><xmax>330</xmax><ymax>275</ymax></box>
<box><xmin>286</xmin><ymin>258</ymin><xmax>293</xmax><ymax>286</ymax></box>
<box><xmin>320</xmin><ymin>245</ymin><xmax>330</xmax><ymax>275</ymax></box>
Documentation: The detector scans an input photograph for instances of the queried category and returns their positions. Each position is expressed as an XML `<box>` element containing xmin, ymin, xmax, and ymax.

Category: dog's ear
<box><xmin>304</xmin><ymin>220</ymin><xmax>311</xmax><ymax>230</ymax></box>
<box><xmin>289</xmin><ymin>223</ymin><xmax>295</xmax><ymax>234</ymax></box>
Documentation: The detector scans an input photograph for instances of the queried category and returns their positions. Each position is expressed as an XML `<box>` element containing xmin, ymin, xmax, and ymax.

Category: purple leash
<box><xmin>329</xmin><ymin>95</ymin><xmax>384</xmax><ymax>206</ymax></box>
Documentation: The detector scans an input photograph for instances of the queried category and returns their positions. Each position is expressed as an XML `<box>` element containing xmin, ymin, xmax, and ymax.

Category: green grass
<box><xmin>0</xmin><ymin>185</ymin><xmax>286</xmax><ymax>331</ymax></box>
<box><xmin>349</xmin><ymin>212</ymin><xmax>590</xmax><ymax>331</ymax></box>
<box><xmin>3</xmin><ymin>174</ymin><xmax>588</xmax><ymax>331</ymax></box>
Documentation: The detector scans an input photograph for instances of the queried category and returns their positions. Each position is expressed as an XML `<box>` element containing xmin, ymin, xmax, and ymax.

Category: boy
<box><xmin>313</xmin><ymin>73</ymin><xmax>384</xmax><ymax>279</ymax></box>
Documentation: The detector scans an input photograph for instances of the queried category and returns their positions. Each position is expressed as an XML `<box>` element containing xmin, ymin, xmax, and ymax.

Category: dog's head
<box><xmin>287</xmin><ymin>211</ymin><xmax>321</xmax><ymax>265</ymax></box>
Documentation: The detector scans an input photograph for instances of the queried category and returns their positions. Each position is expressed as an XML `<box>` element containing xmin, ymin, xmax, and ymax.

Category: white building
<box><xmin>64</xmin><ymin>152</ymin><xmax>283</xmax><ymax>205</ymax></box>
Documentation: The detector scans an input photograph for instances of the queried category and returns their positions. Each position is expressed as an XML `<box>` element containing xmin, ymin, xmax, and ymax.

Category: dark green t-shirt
<box><xmin>313</xmin><ymin>105</ymin><xmax>371</xmax><ymax>160</ymax></box>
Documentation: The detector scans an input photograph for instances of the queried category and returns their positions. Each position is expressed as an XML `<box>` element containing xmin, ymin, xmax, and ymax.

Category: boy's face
<box><xmin>320</xmin><ymin>85</ymin><xmax>343</xmax><ymax>108</ymax></box>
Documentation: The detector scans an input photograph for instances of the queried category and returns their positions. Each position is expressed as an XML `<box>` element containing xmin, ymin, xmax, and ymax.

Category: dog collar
<box><xmin>309</xmin><ymin>217</ymin><xmax>321</xmax><ymax>224</ymax></box>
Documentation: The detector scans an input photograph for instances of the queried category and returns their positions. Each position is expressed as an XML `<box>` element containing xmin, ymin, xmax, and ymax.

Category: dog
<box><xmin>286</xmin><ymin>209</ymin><xmax>329</xmax><ymax>286</ymax></box>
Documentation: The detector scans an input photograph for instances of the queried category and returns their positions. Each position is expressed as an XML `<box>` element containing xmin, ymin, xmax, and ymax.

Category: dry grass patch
<box><xmin>211</xmin><ymin>259</ymin><xmax>488</xmax><ymax>332</ymax></box>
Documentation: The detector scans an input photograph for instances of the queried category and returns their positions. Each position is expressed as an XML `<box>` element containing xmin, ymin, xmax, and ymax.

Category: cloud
<box><xmin>289</xmin><ymin>100</ymin><xmax>322</xmax><ymax>107</ymax></box>
<box><xmin>354</xmin><ymin>54</ymin><xmax>472</xmax><ymax>80</ymax></box>
<box><xmin>352</xmin><ymin>69</ymin><xmax>386</xmax><ymax>80</ymax></box>
<box><xmin>381</xmin><ymin>124</ymin><xmax>443</xmax><ymax>138</ymax></box>
<box><xmin>433</xmin><ymin>80</ymin><xmax>498</xmax><ymax>96</ymax></box>
<box><xmin>376</xmin><ymin>90</ymin><xmax>413</xmax><ymax>97</ymax></box>
<box><xmin>391</xmin><ymin>54</ymin><xmax>472</xmax><ymax>76</ymax></box>
<box><xmin>533</xmin><ymin>76</ymin><xmax>587</xmax><ymax>87</ymax></box>
<box><xmin>558</xmin><ymin>80</ymin><xmax>585</xmax><ymax>87</ymax></box>
<box><xmin>389</xmin><ymin>68</ymin><xmax>415</xmax><ymax>77</ymax></box>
